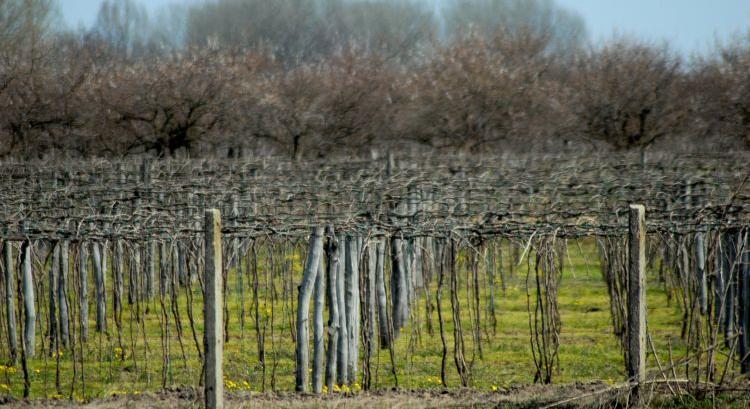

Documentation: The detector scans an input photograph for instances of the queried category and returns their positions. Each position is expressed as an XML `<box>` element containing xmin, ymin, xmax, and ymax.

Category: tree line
<box><xmin>0</xmin><ymin>0</ymin><xmax>748</xmax><ymax>159</ymax></box>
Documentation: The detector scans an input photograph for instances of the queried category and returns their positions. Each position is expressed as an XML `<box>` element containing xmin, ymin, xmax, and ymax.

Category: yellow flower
<box><xmin>491</xmin><ymin>385</ymin><xmax>498</xmax><ymax>392</ymax></box>
<box><xmin>322</xmin><ymin>385</ymin><xmax>329</xmax><ymax>394</ymax></box>
<box><xmin>0</xmin><ymin>384</ymin><xmax>10</xmax><ymax>391</ymax></box>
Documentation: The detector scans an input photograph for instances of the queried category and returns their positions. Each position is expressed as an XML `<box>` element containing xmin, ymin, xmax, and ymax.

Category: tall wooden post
<box><xmin>627</xmin><ymin>204</ymin><xmax>646</xmax><ymax>403</ymax></box>
<box><xmin>204</xmin><ymin>209</ymin><xmax>223</xmax><ymax>409</ymax></box>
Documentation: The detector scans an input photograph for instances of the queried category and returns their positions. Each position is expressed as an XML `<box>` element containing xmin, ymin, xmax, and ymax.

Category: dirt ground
<box><xmin>0</xmin><ymin>382</ymin><xmax>638</xmax><ymax>408</ymax></box>
<box><xmin>4</xmin><ymin>382</ymin><xmax>749</xmax><ymax>408</ymax></box>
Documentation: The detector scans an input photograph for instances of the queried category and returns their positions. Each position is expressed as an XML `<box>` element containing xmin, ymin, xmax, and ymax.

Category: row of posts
<box><xmin>200</xmin><ymin>205</ymin><xmax>648</xmax><ymax>408</ymax></box>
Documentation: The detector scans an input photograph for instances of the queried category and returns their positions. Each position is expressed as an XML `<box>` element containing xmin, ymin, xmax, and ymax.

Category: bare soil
<box><xmin>0</xmin><ymin>382</ymin><xmax>618</xmax><ymax>408</ymax></box>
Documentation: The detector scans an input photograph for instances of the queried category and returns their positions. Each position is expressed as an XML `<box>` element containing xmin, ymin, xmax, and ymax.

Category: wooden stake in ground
<box><xmin>204</xmin><ymin>209</ymin><xmax>224</xmax><ymax>409</ymax></box>
<box><xmin>627</xmin><ymin>204</ymin><xmax>646</xmax><ymax>403</ymax></box>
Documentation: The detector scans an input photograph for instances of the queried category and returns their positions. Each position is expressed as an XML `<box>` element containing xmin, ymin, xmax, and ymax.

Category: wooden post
<box><xmin>627</xmin><ymin>204</ymin><xmax>646</xmax><ymax>403</ymax></box>
<box><xmin>204</xmin><ymin>209</ymin><xmax>223</xmax><ymax>409</ymax></box>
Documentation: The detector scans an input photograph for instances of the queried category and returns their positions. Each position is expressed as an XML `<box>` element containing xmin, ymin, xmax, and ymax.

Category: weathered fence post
<box><xmin>627</xmin><ymin>204</ymin><xmax>646</xmax><ymax>403</ymax></box>
<box><xmin>204</xmin><ymin>209</ymin><xmax>223</xmax><ymax>409</ymax></box>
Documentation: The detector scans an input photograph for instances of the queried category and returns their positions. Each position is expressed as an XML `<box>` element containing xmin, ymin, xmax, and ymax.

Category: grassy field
<box><xmin>0</xmin><ymin>238</ymin><xmax>700</xmax><ymax>402</ymax></box>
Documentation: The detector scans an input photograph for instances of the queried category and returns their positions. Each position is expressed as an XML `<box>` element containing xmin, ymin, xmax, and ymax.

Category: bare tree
<box><xmin>568</xmin><ymin>39</ymin><xmax>688</xmax><ymax>152</ymax></box>
<box><xmin>400</xmin><ymin>29</ymin><xmax>557</xmax><ymax>152</ymax></box>
<box><xmin>93</xmin><ymin>50</ymin><xmax>233</xmax><ymax>157</ymax></box>
<box><xmin>692</xmin><ymin>34</ymin><xmax>750</xmax><ymax>147</ymax></box>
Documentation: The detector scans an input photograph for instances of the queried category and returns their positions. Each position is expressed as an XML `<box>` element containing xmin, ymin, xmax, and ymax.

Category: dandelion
<box><xmin>491</xmin><ymin>385</ymin><xmax>498</xmax><ymax>392</ymax></box>
<box><xmin>225</xmin><ymin>379</ymin><xmax>240</xmax><ymax>390</ymax></box>
<box><xmin>113</xmin><ymin>347</ymin><xmax>127</xmax><ymax>359</ymax></box>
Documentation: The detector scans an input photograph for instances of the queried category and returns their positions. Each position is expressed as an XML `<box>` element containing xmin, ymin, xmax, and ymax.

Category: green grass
<box><xmin>0</xmin><ymin>239</ymin><xmax>708</xmax><ymax>402</ymax></box>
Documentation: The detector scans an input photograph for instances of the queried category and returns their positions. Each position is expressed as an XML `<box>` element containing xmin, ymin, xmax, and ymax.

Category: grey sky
<box><xmin>61</xmin><ymin>0</ymin><xmax>750</xmax><ymax>55</ymax></box>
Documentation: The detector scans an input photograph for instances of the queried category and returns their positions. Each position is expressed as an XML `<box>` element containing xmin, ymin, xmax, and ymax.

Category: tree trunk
<box><xmin>336</xmin><ymin>234</ymin><xmax>349</xmax><ymax>385</ymax></box>
<box><xmin>49</xmin><ymin>243</ymin><xmax>59</xmax><ymax>352</ymax></box>
<box><xmin>59</xmin><ymin>240</ymin><xmax>70</xmax><ymax>348</ymax></box>
<box><xmin>375</xmin><ymin>238</ymin><xmax>389</xmax><ymax>349</ymax></box>
<box><xmin>3</xmin><ymin>240</ymin><xmax>18</xmax><ymax>362</ymax></box>
<box><xmin>312</xmin><ymin>256</ymin><xmax>325</xmax><ymax>393</ymax></box>
<box><xmin>295</xmin><ymin>226</ymin><xmax>324</xmax><ymax>392</ymax></box>
<box><xmin>325</xmin><ymin>227</ymin><xmax>339</xmax><ymax>391</ymax></box>
<box><xmin>146</xmin><ymin>240</ymin><xmax>155</xmax><ymax>299</ymax></box>
<box><xmin>92</xmin><ymin>241</ymin><xmax>107</xmax><ymax>332</ymax></box>
<box><xmin>391</xmin><ymin>236</ymin><xmax>408</xmax><ymax>338</ymax></box>
<box><xmin>345</xmin><ymin>235</ymin><xmax>360</xmax><ymax>383</ymax></box>
<box><xmin>21</xmin><ymin>239</ymin><xmax>35</xmax><ymax>357</ymax></box>
<box><xmin>367</xmin><ymin>239</ymin><xmax>377</xmax><ymax>355</ymax></box>
<box><xmin>79</xmin><ymin>241</ymin><xmax>89</xmax><ymax>342</ymax></box>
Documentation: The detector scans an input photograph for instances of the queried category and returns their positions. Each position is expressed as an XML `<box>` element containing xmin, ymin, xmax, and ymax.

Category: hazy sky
<box><xmin>61</xmin><ymin>0</ymin><xmax>750</xmax><ymax>55</ymax></box>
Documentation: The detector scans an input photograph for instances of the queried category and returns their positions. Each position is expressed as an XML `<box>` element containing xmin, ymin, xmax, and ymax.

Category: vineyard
<box><xmin>0</xmin><ymin>152</ymin><xmax>749</xmax><ymax>407</ymax></box>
